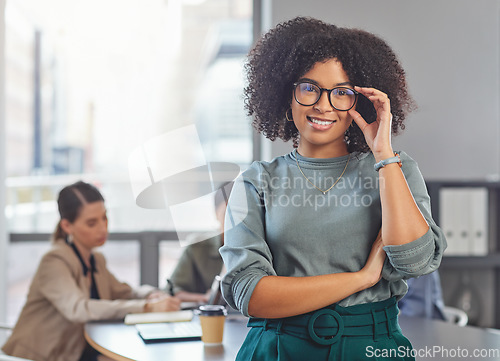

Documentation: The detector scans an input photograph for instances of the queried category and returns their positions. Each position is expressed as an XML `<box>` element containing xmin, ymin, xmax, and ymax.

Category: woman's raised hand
<box><xmin>348</xmin><ymin>87</ymin><xmax>394</xmax><ymax>160</ymax></box>
<box><xmin>359</xmin><ymin>230</ymin><xmax>386</xmax><ymax>287</ymax></box>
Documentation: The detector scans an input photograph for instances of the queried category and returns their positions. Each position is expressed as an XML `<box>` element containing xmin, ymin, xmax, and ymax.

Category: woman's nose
<box><xmin>100</xmin><ymin>220</ymin><xmax>108</xmax><ymax>232</ymax></box>
<box><xmin>314</xmin><ymin>91</ymin><xmax>333</xmax><ymax>113</ymax></box>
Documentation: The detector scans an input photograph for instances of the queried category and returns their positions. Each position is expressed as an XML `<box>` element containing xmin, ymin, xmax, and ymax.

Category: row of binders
<box><xmin>439</xmin><ymin>187</ymin><xmax>489</xmax><ymax>256</ymax></box>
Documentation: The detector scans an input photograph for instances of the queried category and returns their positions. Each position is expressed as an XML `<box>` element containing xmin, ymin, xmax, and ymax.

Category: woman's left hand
<box><xmin>348</xmin><ymin>86</ymin><xmax>394</xmax><ymax>160</ymax></box>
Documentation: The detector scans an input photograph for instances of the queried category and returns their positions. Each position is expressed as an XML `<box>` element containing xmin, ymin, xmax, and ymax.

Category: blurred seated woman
<box><xmin>2</xmin><ymin>181</ymin><xmax>180</xmax><ymax>361</ymax></box>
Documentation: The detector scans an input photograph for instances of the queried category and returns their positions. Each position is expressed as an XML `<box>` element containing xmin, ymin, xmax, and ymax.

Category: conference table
<box><xmin>85</xmin><ymin>315</ymin><xmax>500</xmax><ymax>361</ymax></box>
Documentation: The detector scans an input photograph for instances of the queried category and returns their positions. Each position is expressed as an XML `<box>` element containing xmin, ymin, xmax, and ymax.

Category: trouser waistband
<box><xmin>248</xmin><ymin>298</ymin><xmax>399</xmax><ymax>345</ymax></box>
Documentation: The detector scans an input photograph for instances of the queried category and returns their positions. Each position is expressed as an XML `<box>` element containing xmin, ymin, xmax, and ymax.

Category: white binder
<box><xmin>439</xmin><ymin>187</ymin><xmax>488</xmax><ymax>256</ymax></box>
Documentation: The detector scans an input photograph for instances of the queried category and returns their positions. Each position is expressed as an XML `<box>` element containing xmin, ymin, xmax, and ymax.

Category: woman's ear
<box><xmin>60</xmin><ymin>219</ymin><xmax>73</xmax><ymax>236</ymax></box>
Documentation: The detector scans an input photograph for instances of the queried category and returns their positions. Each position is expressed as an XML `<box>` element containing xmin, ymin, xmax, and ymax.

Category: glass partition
<box><xmin>5</xmin><ymin>0</ymin><xmax>252</xmax><ymax>324</ymax></box>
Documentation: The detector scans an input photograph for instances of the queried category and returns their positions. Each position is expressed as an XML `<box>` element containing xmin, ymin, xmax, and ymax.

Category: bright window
<box><xmin>5</xmin><ymin>0</ymin><xmax>252</xmax><ymax>324</ymax></box>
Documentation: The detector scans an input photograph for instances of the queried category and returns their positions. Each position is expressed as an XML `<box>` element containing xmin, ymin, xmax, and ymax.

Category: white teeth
<box><xmin>309</xmin><ymin>117</ymin><xmax>333</xmax><ymax>126</ymax></box>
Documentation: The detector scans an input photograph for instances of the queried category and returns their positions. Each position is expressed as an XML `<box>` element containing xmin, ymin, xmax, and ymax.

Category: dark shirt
<box><xmin>170</xmin><ymin>233</ymin><xmax>224</xmax><ymax>294</ymax></box>
<box><xmin>68</xmin><ymin>241</ymin><xmax>100</xmax><ymax>300</ymax></box>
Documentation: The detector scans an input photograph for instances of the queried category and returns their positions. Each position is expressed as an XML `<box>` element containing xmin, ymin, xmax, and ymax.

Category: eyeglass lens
<box><xmin>295</xmin><ymin>82</ymin><xmax>356</xmax><ymax>111</ymax></box>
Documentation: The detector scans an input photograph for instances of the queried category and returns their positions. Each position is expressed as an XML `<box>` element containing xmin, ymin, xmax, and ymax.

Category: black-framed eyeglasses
<box><xmin>293</xmin><ymin>81</ymin><xmax>359</xmax><ymax>111</ymax></box>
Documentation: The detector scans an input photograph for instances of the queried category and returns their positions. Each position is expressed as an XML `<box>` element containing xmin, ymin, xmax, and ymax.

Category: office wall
<box><xmin>261</xmin><ymin>0</ymin><xmax>500</xmax><ymax>181</ymax></box>
<box><xmin>0</xmin><ymin>0</ymin><xmax>7</xmax><ymax>327</ymax></box>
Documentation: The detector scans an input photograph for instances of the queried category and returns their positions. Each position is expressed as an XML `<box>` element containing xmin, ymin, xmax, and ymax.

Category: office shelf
<box><xmin>426</xmin><ymin>180</ymin><xmax>500</xmax><ymax>328</ymax></box>
<box><xmin>441</xmin><ymin>254</ymin><xmax>500</xmax><ymax>268</ymax></box>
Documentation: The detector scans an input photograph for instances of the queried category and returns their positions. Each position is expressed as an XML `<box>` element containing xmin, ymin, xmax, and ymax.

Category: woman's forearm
<box><xmin>376</xmin><ymin>152</ymin><xmax>429</xmax><ymax>246</ymax></box>
<box><xmin>247</xmin><ymin>271</ymin><xmax>375</xmax><ymax>319</ymax></box>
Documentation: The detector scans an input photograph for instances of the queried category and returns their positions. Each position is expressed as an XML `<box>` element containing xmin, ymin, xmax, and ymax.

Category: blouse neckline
<box><xmin>289</xmin><ymin>148</ymin><xmax>362</xmax><ymax>168</ymax></box>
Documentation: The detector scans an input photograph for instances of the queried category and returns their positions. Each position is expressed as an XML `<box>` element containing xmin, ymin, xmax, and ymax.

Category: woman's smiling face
<box><xmin>291</xmin><ymin>58</ymin><xmax>356</xmax><ymax>158</ymax></box>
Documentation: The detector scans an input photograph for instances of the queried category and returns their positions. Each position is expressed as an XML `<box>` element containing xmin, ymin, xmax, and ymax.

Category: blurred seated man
<box><xmin>398</xmin><ymin>271</ymin><xmax>446</xmax><ymax>320</ymax></box>
<box><xmin>168</xmin><ymin>182</ymin><xmax>232</xmax><ymax>304</ymax></box>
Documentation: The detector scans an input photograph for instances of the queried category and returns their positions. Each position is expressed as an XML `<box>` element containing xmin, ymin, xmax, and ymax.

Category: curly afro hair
<box><xmin>244</xmin><ymin>17</ymin><xmax>415</xmax><ymax>152</ymax></box>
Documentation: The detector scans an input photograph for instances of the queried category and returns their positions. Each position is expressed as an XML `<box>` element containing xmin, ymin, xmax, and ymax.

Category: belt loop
<box><xmin>337</xmin><ymin>337</ymin><xmax>347</xmax><ymax>361</ymax></box>
<box><xmin>371</xmin><ymin>309</ymin><xmax>380</xmax><ymax>342</ymax></box>
<box><xmin>263</xmin><ymin>319</ymin><xmax>269</xmax><ymax>331</ymax></box>
<box><xmin>277</xmin><ymin>325</ymin><xmax>283</xmax><ymax>361</ymax></box>
<box><xmin>385</xmin><ymin>308</ymin><xmax>393</xmax><ymax>339</ymax></box>
<box><xmin>276</xmin><ymin>320</ymin><xmax>283</xmax><ymax>335</ymax></box>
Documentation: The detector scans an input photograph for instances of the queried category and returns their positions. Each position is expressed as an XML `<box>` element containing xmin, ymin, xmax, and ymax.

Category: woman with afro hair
<box><xmin>220</xmin><ymin>17</ymin><xmax>446</xmax><ymax>360</ymax></box>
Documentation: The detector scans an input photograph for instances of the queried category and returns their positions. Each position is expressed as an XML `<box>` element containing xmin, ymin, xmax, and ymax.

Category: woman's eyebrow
<box><xmin>298</xmin><ymin>78</ymin><xmax>354</xmax><ymax>87</ymax></box>
<box><xmin>86</xmin><ymin>213</ymin><xmax>107</xmax><ymax>223</ymax></box>
<box><xmin>335</xmin><ymin>81</ymin><xmax>354</xmax><ymax>87</ymax></box>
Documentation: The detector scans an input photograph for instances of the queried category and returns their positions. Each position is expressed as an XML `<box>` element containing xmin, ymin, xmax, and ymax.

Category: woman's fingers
<box><xmin>165</xmin><ymin>296</ymin><xmax>182</xmax><ymax>311</ymax></box>
<box><xmin>368</xmin><ymin>95</ymin><xmax>390</xmax><ymax>111</ymax></box>
<box><xmin>355</xmin><ymin>86</ymin><xmax>385</xmax><ymax>96</ymax></box>
<box><xmin>354</xmin><ymin>86</ymin><xmax>393</xmax><ymax>144</ymax></box>
<box><xmin>348</xmin><ymin>108</ymin><xmax>369</xmax><ymax>132</ymax></box>
<box><xmin>361</xmin><ymin>230</ymin><xmax>386</xmax><ymax>286</ymax></box>
<box><xmin>147</xmin><ymin>290</ymin><xmax>167</xmax><ymax>300</ymax></box>
<box><xmin>355</xmin><ymin>86</ymin><xmax>391</xmax><ymax>113</ymax></box>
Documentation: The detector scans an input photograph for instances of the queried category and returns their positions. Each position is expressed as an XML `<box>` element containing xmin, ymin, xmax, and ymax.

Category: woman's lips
<box><xmin>307</xmin><ymin>116</ymin><xmax>336</xmax><ymax>131</ymax></box>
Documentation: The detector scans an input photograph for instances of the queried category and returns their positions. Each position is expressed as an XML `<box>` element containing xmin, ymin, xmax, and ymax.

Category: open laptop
<box><xmin>179</xmin><ymin>275</ymin><xmax>226</xmax><ymax>310</ymax></box>
<box><xmin>208</xmin><ymin>275</ymin><xmax>224</xmax><ymax>305</ymax></box>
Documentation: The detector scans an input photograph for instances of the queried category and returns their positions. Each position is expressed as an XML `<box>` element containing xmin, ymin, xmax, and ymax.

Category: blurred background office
<box><xmin>0</xmin><ymin>0</ymin><xmax>254</xmax><ymax>334</ymax></box>
<box><xmin>0</xmin><ymin>0</ymin><xmax>499</xmax><ymax>348</ymax></box>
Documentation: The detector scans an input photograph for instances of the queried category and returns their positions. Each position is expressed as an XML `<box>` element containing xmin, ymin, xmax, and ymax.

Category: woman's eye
<box><xmin>303</xmin><ymin>84</ymin><xmax>318</xmax><ymax>92</ymax></box>
<box><xmin>334</xmin><ymin>88</ymin><xmax>354</xmax><ymax>97</ymax></box>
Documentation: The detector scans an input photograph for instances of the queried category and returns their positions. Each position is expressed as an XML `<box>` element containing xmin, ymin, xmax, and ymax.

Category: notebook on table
<box><xmin>135</xmin><ymin>322</ymin><xmax>202</xmax><ymax>343</ymax></box>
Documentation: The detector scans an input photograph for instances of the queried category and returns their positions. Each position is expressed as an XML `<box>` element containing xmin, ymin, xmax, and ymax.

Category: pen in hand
<box><xmin>167</xmin><ymin>279</ymin><xmax>175</xmax><ymax>296</ymax></box>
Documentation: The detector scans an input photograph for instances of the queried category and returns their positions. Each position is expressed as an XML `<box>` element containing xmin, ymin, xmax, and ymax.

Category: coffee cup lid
<box><xmin>195</xmin><ymin>305</ymin><xmax>227</xmax><ymax>316</ymax></box>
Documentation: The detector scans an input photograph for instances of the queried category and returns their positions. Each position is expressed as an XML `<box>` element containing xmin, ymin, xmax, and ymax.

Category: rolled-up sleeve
<box><xmin>219</xmin><ymin>163</ymin><xmax>277</xmax><ymax>317</ymax></box>
<box><xmin>383</xmin><ymin>151</ymin><xmax>447</xmax><ymax>278</ymax></box>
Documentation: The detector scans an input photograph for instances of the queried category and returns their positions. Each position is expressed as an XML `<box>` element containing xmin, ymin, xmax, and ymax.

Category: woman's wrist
<box><xmin>356</xmin><ymin>269</ymin><xmax>381</xmax><ymax>290</ymax></box>
<box><xmin>373</xmin><ymin>149</ymin><xmax>396</xmax><ymax>163</ymax></box>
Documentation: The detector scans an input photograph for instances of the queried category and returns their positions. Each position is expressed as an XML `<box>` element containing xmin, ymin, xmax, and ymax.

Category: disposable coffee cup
<box><xmin>196</xmin><ymin>305</ymin><xmax>227</xmax><ymax>345</ymax></box>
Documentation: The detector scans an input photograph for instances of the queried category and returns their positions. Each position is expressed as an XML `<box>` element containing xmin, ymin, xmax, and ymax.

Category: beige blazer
<box><xmin>2</xmin><ymin>241</ymin><xmax>154</xmax><ymax>361</ymax></box>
